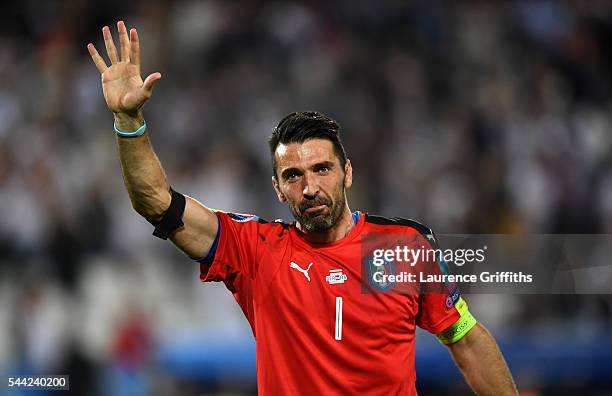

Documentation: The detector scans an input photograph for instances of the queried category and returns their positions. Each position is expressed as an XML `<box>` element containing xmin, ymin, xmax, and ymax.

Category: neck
<box><xmin>296</xmin><ymin>205</ymin><xmax>355</xmax><ymax>244</ymax></box>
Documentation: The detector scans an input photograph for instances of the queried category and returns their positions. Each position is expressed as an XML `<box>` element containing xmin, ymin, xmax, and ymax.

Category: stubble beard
<box><xmin>291</xmin><ymin>179</ymin><xmax>346</xmax><ymax>233</ymax></box>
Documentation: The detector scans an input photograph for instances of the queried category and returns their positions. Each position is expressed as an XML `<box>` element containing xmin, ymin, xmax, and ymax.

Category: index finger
<box><xmin>87</xmin><ymin>43</ymin><xmax>107</xmax><ymax>73</ymax></box>
<box><xmin>129</xmin><ymin>28</ymin><xmax>140</xmax><ymax>68</ymax></box>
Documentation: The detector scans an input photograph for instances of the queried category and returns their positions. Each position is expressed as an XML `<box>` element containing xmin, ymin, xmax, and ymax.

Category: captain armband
<box><xmin>151</xmin><ymin>188</ymin><xmax>186</xmax><ymax>240</ymax></box>
<box><xmin>436</xmin><ymin>298</ymin><xmax>478</xmax><ymax>345</ymax></box>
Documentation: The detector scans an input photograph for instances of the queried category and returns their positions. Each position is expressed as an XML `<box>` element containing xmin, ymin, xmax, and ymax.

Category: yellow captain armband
<box><xmin>436</xmin><ymin>299</ymin><xmax>478</xmax><ymax>345</ymax></box>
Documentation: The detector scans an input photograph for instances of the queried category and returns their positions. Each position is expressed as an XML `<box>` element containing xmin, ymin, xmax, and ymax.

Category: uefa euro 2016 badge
<box><xmin>445</xmin><ymin>295</ymin><xmax>454</xmax><ymax>310</ymax></box>
<box><xmin>227</xmin><ymin>212</ymin><xmax>259</xmax><ymax>222</ymax></box>
<box><xmin>326</xmin><ymin>269</ymin><xmax>348</xmax><ymax>285</ymax></box>
<box><xmin>445</xmin><ymin>287</ymin><xmax>461</xmax><ymax>311</ymax></box>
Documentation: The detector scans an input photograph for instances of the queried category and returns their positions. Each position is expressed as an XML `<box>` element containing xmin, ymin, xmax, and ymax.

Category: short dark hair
<box><xmin>268</xmin><ymin>111</ymin><xmax>348</xmax><ymax>178</ymax></box>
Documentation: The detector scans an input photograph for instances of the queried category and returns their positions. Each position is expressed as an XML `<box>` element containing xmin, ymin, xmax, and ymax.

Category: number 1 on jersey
<box><xmin>335</xmin><ymin>296</ymin><xmax>343</xmax><ymax>340</ymax></box>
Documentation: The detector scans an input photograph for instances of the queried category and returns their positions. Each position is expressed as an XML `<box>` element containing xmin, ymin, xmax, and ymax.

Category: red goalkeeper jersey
<box><xmin>199</xmin><ymin>211</ymin><xmax>467</xmax><ymax>395</ymax></box>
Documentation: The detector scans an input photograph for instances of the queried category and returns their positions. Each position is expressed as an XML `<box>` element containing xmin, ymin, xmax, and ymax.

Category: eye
<box><xmin>316</xmin><ymin>166</ymin><xmax>330</xmax><ymax>174</ymax></box>
<box><xmin>285</xmin><ymin>171</ymin><xmax>299</xmax><ymax>181</ymax></box>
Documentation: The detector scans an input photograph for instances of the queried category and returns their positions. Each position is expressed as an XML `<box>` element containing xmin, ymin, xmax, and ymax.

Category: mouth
<box><xmin>304</xmin><ymin>204</ymin><xmax>328</xmax><ymax>215</ymax></box>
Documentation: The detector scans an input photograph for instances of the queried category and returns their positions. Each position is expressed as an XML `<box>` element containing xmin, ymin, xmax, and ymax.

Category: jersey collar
<box><xmin>289</xmin><ymin>211</ymin><xmax>365</xmax><ymax>249</ymax></box>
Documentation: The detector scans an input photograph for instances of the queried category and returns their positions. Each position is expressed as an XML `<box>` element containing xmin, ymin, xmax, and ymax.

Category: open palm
<box><xmin>87</xmin><ymin>21</ymin><xmax>161</xmax><ymax>115</ymax></box>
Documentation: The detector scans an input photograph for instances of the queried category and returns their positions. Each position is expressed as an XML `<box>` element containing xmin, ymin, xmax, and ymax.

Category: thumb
<box><xmin>142</xmin><ymin>72</ymin><xmax>162</xmax><ymax>93</ymax></box>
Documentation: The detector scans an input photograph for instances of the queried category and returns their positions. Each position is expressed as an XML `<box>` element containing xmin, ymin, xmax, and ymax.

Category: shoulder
<box><xmin>222</xmin><ymin>212</ymin><xmax>269</xmax><ymax>224</ymax></box>
<box><xmin>364</xmin><ymin>213</ymin><xmax>435</xmax><ymax>236</ymax></box>
<box><xmin>216</xmin><ymin>210</ymin><xmax>289</xmax><ymax>234</ymax></box>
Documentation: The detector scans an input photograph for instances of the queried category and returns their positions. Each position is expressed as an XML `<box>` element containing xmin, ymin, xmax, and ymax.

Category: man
<box><xmin>87</xmin><ymin>21</ymin><xmax>518</xmax><ymax>395</ymax></box>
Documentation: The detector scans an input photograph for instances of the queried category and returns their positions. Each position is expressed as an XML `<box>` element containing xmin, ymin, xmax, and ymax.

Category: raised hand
<box><xmin>87</xmin><ymin>21</ymin><xmax>161</xmax><ymax>117</ymax></box>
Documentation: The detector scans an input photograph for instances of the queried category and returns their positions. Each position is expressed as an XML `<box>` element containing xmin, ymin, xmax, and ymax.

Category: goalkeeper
<box><xmin>87</xmin><ymin>21</ymin><xmax>518</xmax><ymax>395</ymax></box>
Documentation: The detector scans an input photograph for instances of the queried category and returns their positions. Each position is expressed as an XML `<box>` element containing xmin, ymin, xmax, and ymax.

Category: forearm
<box><xmin>90</xmin><ymin>22</ymin><xmax>218</xmax><ymax>257</ymax></box>
<box><xmin>115</xmin><ymin>112</ymin><xmax>171</xmax><ymax>222</ymax></box>
<box><xmin>448</xmin><ymin>323</ymin><xmax>518</xmax><ymax>396</ymax></box>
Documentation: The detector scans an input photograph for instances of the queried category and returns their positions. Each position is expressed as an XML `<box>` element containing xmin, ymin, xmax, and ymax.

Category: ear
<box><xmin>272</xmin><ymin>176</ymin><xmax>286</xmax><ymax>203</ymax></box>
<box><xmin>344</xmin><ymin>159</ymin><xmax>353</xmax><ymax>189</ymax></box>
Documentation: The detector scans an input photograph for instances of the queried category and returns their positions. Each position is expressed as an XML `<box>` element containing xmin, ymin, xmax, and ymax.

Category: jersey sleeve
<box><xmin>416</xmin><ymin>286</ymin><xmax>466</xmax><ymax>333</ymax></box>
<box><xmin>198</xmin><ymin>211</ymin><xmax>262</xmax><ymax>328</ymax></box>
<box><xmin>414</xmin><ymin>231</ymin><xmax>477</xmax><ymax>343</ymax></box>
<box><xmin>199</xmin><ymin>211</ymin><xmax>261</xmax><ymax>287</ymax></box>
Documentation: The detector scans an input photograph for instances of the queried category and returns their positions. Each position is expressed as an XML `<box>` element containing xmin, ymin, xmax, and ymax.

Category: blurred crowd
<box><xmin>1</xmin><ymin>1</ymin><xmax>612</xmax><ymax>394</ymax></box>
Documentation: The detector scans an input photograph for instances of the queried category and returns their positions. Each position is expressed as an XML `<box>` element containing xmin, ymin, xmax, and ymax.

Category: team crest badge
<box><xmin>365</xmin><ymin>256</ymin><xmax>396</xmax><ymax>292</ymax></box>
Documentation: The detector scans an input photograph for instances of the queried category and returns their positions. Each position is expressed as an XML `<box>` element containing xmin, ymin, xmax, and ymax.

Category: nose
<box><xmin>302</xmin><ymin>172</ymin><xmax>319</xmax><ymax>199</ymax></box>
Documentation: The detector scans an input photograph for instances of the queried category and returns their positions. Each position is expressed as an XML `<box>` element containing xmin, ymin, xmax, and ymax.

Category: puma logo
<box><xmin>290</xmin><ymin>261</ymin><xmax>314</xmax><ymax>282</ymax></box>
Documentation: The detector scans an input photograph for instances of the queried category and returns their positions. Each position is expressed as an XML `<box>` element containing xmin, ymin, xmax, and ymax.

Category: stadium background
<box><xmin>1</xmin><ymin>1</ymin><xmax>612</xmax><ymax>395</ymax></box>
